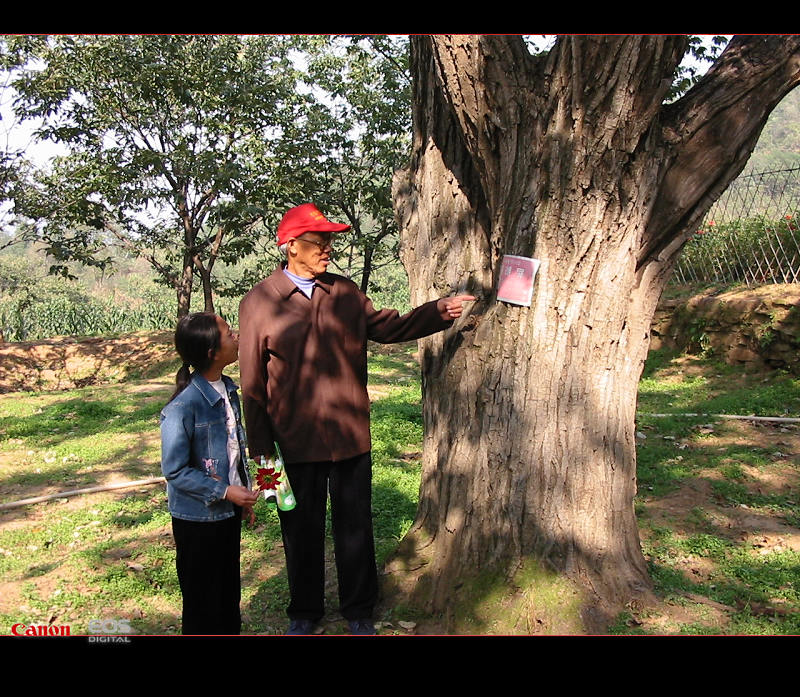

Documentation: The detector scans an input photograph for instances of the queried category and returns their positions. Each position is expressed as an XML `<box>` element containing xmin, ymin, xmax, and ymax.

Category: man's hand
<box><xmin>437</xmin><ymin>295</ymin><xmax>476</xmax><ymax>321</ymax></box>
<box><xmin>224</xmin><ymin>485</ymin><xmax>259</xmax><ymax>508</ymax></box>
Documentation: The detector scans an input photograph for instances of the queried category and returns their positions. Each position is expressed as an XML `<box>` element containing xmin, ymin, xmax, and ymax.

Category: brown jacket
<box><xmin>238</xmin><ymin>266</ymin><xmax>450</xmax><ymax>463</ymax></box>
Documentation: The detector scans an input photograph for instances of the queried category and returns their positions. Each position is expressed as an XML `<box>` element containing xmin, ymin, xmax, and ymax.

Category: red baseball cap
<box><xmin>277</xmin><ymin>203</ymin><xmax>351</xmax><ymax>245</ymax></box>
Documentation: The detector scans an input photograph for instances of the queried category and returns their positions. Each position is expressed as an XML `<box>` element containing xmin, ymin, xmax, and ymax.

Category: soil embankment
<box><xmin>0</xmin><ymin>331</ymin><xmax>175</xmax><ymax>393</ymax></box>
<box><xmin>653</xmin><ymin>284</ymin><xmax>800</xmax><ymax>372</ymax></box>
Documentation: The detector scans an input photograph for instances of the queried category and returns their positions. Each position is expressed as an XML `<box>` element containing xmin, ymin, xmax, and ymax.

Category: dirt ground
<box><xmin>0</xmin><ymin>331</ymin><xmax>176</xmax><ymax>393</ymax></box>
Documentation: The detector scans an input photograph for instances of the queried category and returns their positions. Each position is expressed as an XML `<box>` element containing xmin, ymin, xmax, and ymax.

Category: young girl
<box><xmin>160</xmin><ymin>312</ymin><xmax>258</xmax><ymax>635</ymax></box>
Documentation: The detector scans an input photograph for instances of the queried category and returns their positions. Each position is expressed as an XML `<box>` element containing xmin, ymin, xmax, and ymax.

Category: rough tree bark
<box><xmin>392</xmin><ymin>35</ymin><xmax>800</xmax><ymax>627</ymax></box>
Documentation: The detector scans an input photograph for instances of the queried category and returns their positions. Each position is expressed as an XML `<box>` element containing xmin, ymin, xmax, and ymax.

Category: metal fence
<box><xmin>672</xmin><ymin>166</ymin><xmax>800</xmax><ymax>286</ymax></box>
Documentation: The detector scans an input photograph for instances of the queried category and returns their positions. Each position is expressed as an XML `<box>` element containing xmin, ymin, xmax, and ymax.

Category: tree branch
<box><xmin>104</xmin><ymin>218</ymin><xmax>178</xmax><ymax>287</ymax></box>
<box><xmin>427</xmin><ymin>35</ymin><xmax>536</xmax><ymax>198</ymax></box>
<box><xmin>641</xmin><ymin>35</ymin><xmax>800</xmax><ymax>267</ymax></box>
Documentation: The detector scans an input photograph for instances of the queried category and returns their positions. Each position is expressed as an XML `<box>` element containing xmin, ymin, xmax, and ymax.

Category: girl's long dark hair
<box><xmin>168</xmin><ymin>312</ymin><xmax>221</xmax><ymax>403</ymax></box>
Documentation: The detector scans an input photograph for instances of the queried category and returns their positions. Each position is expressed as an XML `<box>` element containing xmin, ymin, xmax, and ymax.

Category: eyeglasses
<box><xmin>294</xmin><ymin>236</ymin><xmax>333</xmax><ymax>252</ymax></box>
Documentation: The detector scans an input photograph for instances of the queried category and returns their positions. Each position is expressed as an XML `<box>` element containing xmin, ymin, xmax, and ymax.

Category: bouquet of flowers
<box><xmin>253</xmin><ymin>442</ymin><xmax>296</xmax><ymax>511</ymax></box>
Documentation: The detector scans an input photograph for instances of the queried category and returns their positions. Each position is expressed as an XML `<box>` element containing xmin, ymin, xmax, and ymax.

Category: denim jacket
<box><xmin>160</xmin><ymin>372</ymin><xmax>251</xmax><ymax>522</ymax></box>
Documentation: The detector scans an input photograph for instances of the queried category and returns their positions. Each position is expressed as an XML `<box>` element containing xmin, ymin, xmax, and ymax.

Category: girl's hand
<box><xmin>224</xmin><ymin>485</ymin><xmax>259</xmax><ymax>507</ymax></box>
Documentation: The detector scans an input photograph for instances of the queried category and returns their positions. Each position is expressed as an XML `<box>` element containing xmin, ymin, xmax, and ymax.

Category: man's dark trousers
<box><xmin>277</xmin><ymin>452</ymin><xmax>377</xmax><ymax>622</ymax></box>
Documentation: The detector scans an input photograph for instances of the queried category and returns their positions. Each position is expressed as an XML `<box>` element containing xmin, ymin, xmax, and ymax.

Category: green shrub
<box><xmin>676</xmin><ymin>213</ymin><xmax>800</xmax><ymax>285</ymax></box>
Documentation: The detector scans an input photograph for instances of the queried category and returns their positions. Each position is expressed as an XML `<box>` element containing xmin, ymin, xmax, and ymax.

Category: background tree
<box><xmin>392</xmin><ymin>35</ymin><xmax>800</xmax><ymax>628</ymax></box>
<box><xmin>279</xmin><ymin>35</ymin><xmax>411</xmax><ymax>295</ymax></box>
<box><xmin>5</xmin><ymin>35</ymin><xmax>302</xmax><ymax>316</ymax></box>
<box><xmin>4</xmin><ymin>35</ymin><xmax>414</xmax><ymax>316</ymax></box>
<box><xmin>0</xmin><ymin>63</ymin><xmax>34</xmax><ymax>252</ymax></box>
<box><xmin>0</xmin><ymin>149</ymin><xmax>26</xmax><ymax>250</ymax></box>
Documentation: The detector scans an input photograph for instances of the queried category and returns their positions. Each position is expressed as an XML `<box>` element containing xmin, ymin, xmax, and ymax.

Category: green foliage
<box><xmin>0</xmin><ymin>250</ymin><xmax>175</xmax><ymax>340</ymax></box>
<box><xmin>0</xmin><ymin>236</ymin><xmax>413</xmax><ymax>341</ymax></box>
<box><xmin>677</xmin><ymin>213</ymin><xmax>800</xmax><ymax>286</ymax></box>
<box><xmin>5</xmin><ymin>35</ymin><xmax>308</xmax><ymax>315</ymax></box>
<box><xmin>681</xmin><ymin>533</ymin><xmax>732</xmax><ymax>560</ymax></box>
<box><xmin>367</xmin><ymin>260</ymin><xmax>411</xmax><ymax>313</ymax></box>
<box><xmin>1</xmin><ymin>292</ymin><xmax>173</xmax><ymax>342</ymax></box>
<box><xmin>283</xmin><ymin>36</ymin><xmax>411</xmax><ymax>294</ymax></box>
<box><xmin>368</xmin><ymin>346</ymin><xmax>424</xmax><ymax>557</ymax></box>
<box><xmin>639</xmin><ymin>344</ymin><xmax>800</xmax><ymax>418</ymax></box>
<box><xmin>668</xmin><ymin>35</ymin><xmax>728</xmax><ymax>101</ymax></box>
<box><xmin>3</xmin><ymin>35</ymin><xmax>413</xmax><ymax>318</ymax></box>
<box><xmin>631</xmin><ymin>348</ymin><xmax>800</xmax><ymax>634</ymax></box>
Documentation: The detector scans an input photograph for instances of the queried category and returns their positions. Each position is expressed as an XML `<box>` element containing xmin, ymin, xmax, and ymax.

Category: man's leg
<box><xmin>278</xmin><ymin>461</ymin><xmax>329</xmax><ymax>622</ymax></box>
<box><xmin>329</xmin><ymin>452</ymin><xmax>378</xmax><ymax>621</ymax></box>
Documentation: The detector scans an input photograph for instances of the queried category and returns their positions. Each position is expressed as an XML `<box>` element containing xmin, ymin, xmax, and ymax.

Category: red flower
<box><xmin>708</xmin><ymin>220</ymin><xmax>715</xmax><ymax>226</ymax></box>
<box><xmin>256</xmin><ymin>467</ymin><xmax>281</xmax><ymax>491</ymax></box>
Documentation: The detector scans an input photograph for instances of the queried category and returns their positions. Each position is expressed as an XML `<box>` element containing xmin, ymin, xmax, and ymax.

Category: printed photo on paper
<box><xmin>497</xmin><ymin>255</ymin><xmax>540</xmax><ymax>307</ymax></box>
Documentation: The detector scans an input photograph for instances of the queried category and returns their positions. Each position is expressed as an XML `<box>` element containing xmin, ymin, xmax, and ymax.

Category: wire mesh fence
<box><xmin>672</xmin><ymin>166</ymin><xmax>800</xmax><ymax>286</ymax></box>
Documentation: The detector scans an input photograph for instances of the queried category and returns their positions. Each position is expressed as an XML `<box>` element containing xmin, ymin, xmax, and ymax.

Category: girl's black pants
<box><xmin>172</xmin><ymin>506</ymin><xmax>242</xmax><ymax>635</ymax></box>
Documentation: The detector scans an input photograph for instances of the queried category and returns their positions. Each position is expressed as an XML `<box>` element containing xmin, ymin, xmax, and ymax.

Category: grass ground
<box><xmin>626</xmin><ymin>348</ymin><xmax>800</xmax><ymax>634</ymax></box>
<box><xmin>0</xmin><ymin>341</ymin><xmax>424</xmax><ymax>636</ymax></box>
<box><xmin>1</xmin><ymin>339</ymin><xmax>798</xmax><ymax>635</ymax></box>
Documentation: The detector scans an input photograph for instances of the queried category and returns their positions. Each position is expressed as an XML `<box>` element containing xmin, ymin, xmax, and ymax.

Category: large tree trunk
<box><xmin>392</xmin><ymin>35</ymin><xmax>800</xmax><ymax>629</ymax></box>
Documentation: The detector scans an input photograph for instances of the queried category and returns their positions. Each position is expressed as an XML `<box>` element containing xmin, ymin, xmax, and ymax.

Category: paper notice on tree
<box><xmin>497</xmin><ymin>255</ymin><xmax>540</xmax><ymax>306</ymax></box>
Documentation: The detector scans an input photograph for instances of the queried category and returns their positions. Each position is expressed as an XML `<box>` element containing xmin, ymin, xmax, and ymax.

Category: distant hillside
<box><xmin>747</xmin><ymin>86</ymin><xmax>800</xmax><ymax>172</ymax></box>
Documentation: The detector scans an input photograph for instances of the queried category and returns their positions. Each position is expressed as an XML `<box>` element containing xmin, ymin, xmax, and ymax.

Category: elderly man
<box><xmin>239</xmin><ymin>203</ymin><xmax>473</xmax><ymax>635</ymax></box>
